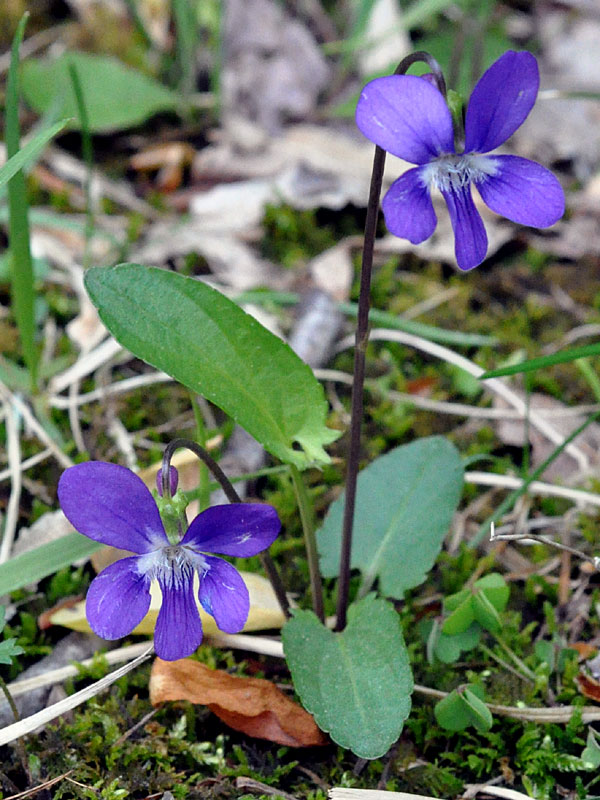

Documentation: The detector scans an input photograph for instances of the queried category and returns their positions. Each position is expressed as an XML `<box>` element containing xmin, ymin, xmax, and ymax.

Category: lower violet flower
<box><xmin>355</xmin><ymin>50</ymin><xmax>565</xmax><ymax>270</ymax></box>
<box><xmin>58</xmin><ymin>461</ymin><xmax>280</xmax><ymax>660</ymax></box>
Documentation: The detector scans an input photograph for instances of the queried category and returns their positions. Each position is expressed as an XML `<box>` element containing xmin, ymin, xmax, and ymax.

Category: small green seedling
<box><xmin>0</xmin><ymin>606</ymin><xmax>24</xmax><ymax>665</ymax></box>
<box><xmin>434</xmin><ymin>683</ymin><xmax>493</xmax><ymax>733</ymax></box>
<box><xmin>442</xmin><ymin>573</ymin><xmax>510</xmax><ymax>636</ymax></box>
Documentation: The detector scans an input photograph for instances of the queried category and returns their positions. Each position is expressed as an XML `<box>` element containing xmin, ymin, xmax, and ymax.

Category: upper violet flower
<box><xmin>58</xmin><ymin>462</ymin><xmax>280</xmax><ymax>660</ymax></box>
<box><xmin>355</xmin><ymin>50</ymin><xmax>565</xmax><ymax>270</ymax></box>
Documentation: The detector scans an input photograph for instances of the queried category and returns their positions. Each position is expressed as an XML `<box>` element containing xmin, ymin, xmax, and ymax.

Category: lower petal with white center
<box><xmin>441</xmin><ymin>184</ymin><xmax>488</xmax><ymax>271</ymax></box>
<box><xmin>155</xmin><ymin>567</ymin><xmax>204</xmax><ymax>660</ymax></box>
<box><xmin>381</xmin><ymin>167</ymin><xmax>437</xmax><ymax>244</ymax></box>
<box><xmin>197</xmin><ymin>556</ymin><xmax>250</xmax><ymax>634</ymax></box>
<box><xmin>86</xmin><ymin>556</ymin><xmax>152</xmax><ymax>640</ymax></box>
<box><xmin>475</xmin><ymin>154</ymin><xmax>565</xmax><ymax>228</ymax></box>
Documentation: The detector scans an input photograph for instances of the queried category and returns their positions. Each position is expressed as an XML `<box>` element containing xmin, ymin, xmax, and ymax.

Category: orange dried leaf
<box><xmin>576</xmin><ymin>672</ymin><xmax>600</xmax><ymax>702</ymax></box>
<box><xmin>572</xmin><ymin>642</ymin><xmax>597</xmax><ymax>659</ymax></box>
<box><xmin>150</xmin><ymin>658</ymin><xmax>327</xmax><ymax>747</ymax></box>
<box><xmin>38</xmin><ymin>596</ymin><xmax>82</xmax><ymax>630</ymax></box>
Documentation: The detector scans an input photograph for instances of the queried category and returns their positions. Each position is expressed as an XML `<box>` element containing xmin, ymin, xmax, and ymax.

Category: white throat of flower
<box><xmin>137</xmin><ymin>544</ymin><xmax>208</xmax><ymax>589</ymax></box>
<box><xmin>420</xmin><ymin>153</ymin><xmax>498</xmax><ymax>193</ymax></box>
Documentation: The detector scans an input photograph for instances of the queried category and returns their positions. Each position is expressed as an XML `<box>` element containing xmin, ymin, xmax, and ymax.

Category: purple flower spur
<box><xmin>58</xmin><ymin>462</ymin><xmax>281</xmax><ymax>660</ymax></box>
<box><xmin>355</xmin><ymin>50</ymin><xmax>565</xmax><ymax>270</ymax></box>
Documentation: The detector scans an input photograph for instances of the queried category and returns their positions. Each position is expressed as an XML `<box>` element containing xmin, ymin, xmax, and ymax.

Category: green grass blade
<box><xmin>339</xmin><ymin>302</ymin><xmax>497</xmax><ymax>347</ymax></box>
<box><xmin>233</xmin><ymin>291</ymin><xmax>497</xmax><ymax>347</ymax></box>
<box><xmin>67</xmin><ymin>61</ymin><xmax>94</xmax><ymax>267</ymax></box>
<box><xmin>482</xmin><ymin>341</ymin><xmax>600</xmax><ymax>378</ymax></box>
<box><xmin>0</xmin><ymin>119</ymin><xmax>69</xmax><ymax>189</ymax></box>
<box><xmin>6</xmin><ymin>14</ymin><xmax>38</xmax><ymax>390</ymax></box>
<box><xmin>0</xmin><ymin>533</ymin><xmax>101</xmax><ymax>596</ymax></box>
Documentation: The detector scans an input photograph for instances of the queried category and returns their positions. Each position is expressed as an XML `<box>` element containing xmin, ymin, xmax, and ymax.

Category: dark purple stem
<box><xmin>335</xmin><ymin>52</ymin><xmax>445</xmax><ymax>632</ymax></box>
<box><xmin>162</xmin><ymin>437</ymin><xmax>290</xmax><ymax>618</ymax></box>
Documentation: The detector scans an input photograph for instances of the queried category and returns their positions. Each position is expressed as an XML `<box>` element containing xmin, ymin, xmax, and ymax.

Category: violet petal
<box><xmin>441</xmin><ymin>185</ymin><xmax>488</xmax><ymax>271</ymax></box>
<box><xmin>58</xmin><ymin>462</ymin><xmax>168</xmax><ymax>553</ymax></box>
<box><xmin>182</xmin><ymin>503</ymin><xmax>280</xmax><ymax>556</ymax></box>
<box><xmin>381</xmin><ymin>167</ymin><xmax>438</xmax><ymax>244</ymax></box>
<box><xmin>476</xmin><ymin>155</ymin><xmax>565</xmax><ymax>227</ymax></box>
<box><xmin>86</xmin><ymin>556</ymin><xmax>151</xmax><ymax>640</ymax></box>
<box><xmin>355</xmin><ymin>75</ymin><xmax>455</xmax><ymax>165</ymax></box>
<box><xmin>197</xmin><ymin>556</ymin><xmax>249</xmax><ymax>634</ymax></box>
<box><xmin>154</xmin><ymin>570</ymin><xmax>203</xmax><ymax>660</ymax></box>
<box><xmin>464</xmin><ymin>51</ymin><xmax>539</xmax><ymax>154</ymax></box>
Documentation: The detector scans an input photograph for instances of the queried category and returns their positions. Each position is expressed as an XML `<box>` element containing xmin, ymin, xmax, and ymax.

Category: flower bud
<box><xmin>156</xmin><ymin>465</ymin><xmax>179</xmax><ymax>497</ymax></box>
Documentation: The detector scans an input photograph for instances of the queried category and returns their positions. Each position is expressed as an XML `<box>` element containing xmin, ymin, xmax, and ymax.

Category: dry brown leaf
<box><xmin>576</xmin><ymin>671</ymin><xmax>600</xmax><ymax>702</ymax></box>
<box><xmin>150</xmin><ymin>658</ymin><xmax>327</xmax><ymax>747</ymax></box>
<box><xmin>572</xmin><ymin>642</ymin><xmax>597</xmax><ymax>659</ymax></box>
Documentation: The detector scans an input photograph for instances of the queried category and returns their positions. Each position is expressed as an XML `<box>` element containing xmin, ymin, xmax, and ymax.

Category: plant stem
<box><xmin>479</xmin><ymin>642</ymin><xmax>534</xmax><ymax>685</ymax></box>
<box><xmin>162</xmin><ymin>438</ymin><xmax>290</xmax><ymax>618</ymax></box>
<box><xmin>191</xmin><ymin>395</ymin><xmax>211</xmax><ymax>511</ymax></box>
<box><xmin>335</xmin><ymin>51</ymin><xmax>445</xmax><ymax>632</ymax></box>
<box><xmin>492</xmin><ymin>633</ymin><xmax>538</xmax><ymax>683</ymax></box>
<box><xmin>0</xmin><ymin>673</ymin><xmax>30</xmax><ymax>781</ymax></box>
<box><xmin>290</xmin><ymin>464</ymin><xmax>324</xmax><ymax>622</ymax></box>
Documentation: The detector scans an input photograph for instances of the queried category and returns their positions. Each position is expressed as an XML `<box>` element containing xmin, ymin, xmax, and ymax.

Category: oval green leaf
<box><xmin>317</xmin><ymin>437</ymin><xmax>464</xmax><ymax>598</ymax></box>
<box><xmin>282</xmin><ymin>594</ymin><xmax>413</xmax><ymax>759</ymax></box>
<box><xmin>22</xmin><ymin>52</ymin><xmax>181</xmax><ymax>132</ymax></box>
<box><xmin>441</xmin><ymin>595</ymin><xmax>475</xmax><ymax>636</ymax></box>
<box><xmin>84</xmin><ymin>264</ymin><xmax>338</xmax><ymax>468</ymax></box>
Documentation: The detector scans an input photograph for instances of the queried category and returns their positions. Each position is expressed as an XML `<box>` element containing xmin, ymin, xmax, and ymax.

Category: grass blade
<box><xmin>6</xmin><ymin>14</ymin><xmax>38</xmax><ymax>390</ymax></box>
<box><xmin>0</xmin><ymin>533</ymin><xmax>101</xmax><ymax>596</ymax></box>
<box><xmin>0</xmin><ymin>119</ymin><xmax>69</xmax><ymax>189</ymax></box>
<box><xmin>482</xmin><ymin>341</ymin><xmax>600</xmax><ymax>378</ymax></box>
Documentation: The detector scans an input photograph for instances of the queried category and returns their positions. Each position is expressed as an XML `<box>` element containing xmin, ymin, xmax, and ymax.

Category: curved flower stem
<box><xmin>290</xmin><ymin>464</ymin><xmax>324</xmax><ymax>623</ymax></box>
<box><xmin>162</xmin><ymin>437</ymin><xmax>290</xmax><ymax>618</ymax></box>
<box><xmin>335</xmin><ymin>51</ymin><xmax>445</xmax><ymax>632</ymax></box>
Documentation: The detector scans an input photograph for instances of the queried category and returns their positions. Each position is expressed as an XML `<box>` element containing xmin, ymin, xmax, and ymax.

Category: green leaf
<box><xmin>0</xmin><ymin>637</ymin><xmax>24</xmax><ymax>665</ymax></box>
<box><xmin>472</xmin><ymin>589</ymin><xmax>502</xmax><ymax>634</ymax></box>
<box><xmin>441</xmin><ymin>594</ymin><xmax>475</xmax><ymax>636</ymax></box>
<box><xmin>582</xmin><ymin>729</ymin><xmax>600</xmax><ymax>770</ymax></box>
<box><xmin>475</xmin><ymin>573</ymin><xmax>510</xmax><ymax>612</ymax></box>
<box><xmin>443</xmin><ymin>586</ymin><xmax>470</xmax><ymax>613</ymax></box>
<box><xmin>0</xmin><ymin>119</ymin><xmax>69</xmax><ymax>189</ymax></box>
<box><xmin>22</xmin><ymin>52</ymin><xmax>181</xmax><ymax>133</ymax></box>
<box><xmin>434</xmin><ymin>689</ymin><xmax>473</xmax><ymax>732</ymax></box>
<box><xmin>0</xmin><ymin>533</ymin><xmax>101</xmax><ymax>596</ymax></box>
<box><xmin>481</xmin><ymin>341</ymin><xmax>600</xmax><ymax>379</ymax></box>
<box><xmin>85</xmin><ymin>264</ymin><xmax>338</xmax><ymax>467</ymax></box>
<box><xmin>282</xmin><ymin>595</ymin><xmax>413</xmax><ymax>758</ymax></box>
<box><xmin>433</xmin><ymin>622</ymin><xmax>482</xmax><ymax>664</ymax></box>
<box><xmin>318</xmin><ymin>437</ymin><xmax>464</xmax><ymax>598</ymax></box>
<box><xmin>435</xmin><ymin>685</ymin><xmax>492</xmax><ymax>732</ymax></box>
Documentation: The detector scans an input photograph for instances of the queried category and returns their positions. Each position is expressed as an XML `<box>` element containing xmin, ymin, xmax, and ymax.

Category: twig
<box><xmin>0</xmin><ymin>448</ymin><xmax>52</xmax><ymax>483</ymax></box>
<box><xmin>337</xmin><ymin>329</ymin><xmax>589</xmax><ymax>470</ymax></box>
<box><xmin>0</xmin><ymin>771</ymin><xmax>74</xmax><ymax>800</ymax></box>
<box><xmin>465</xmin><ymin>470</ymin><xmax>600</xmax><ymax>508</ymax></box>
<box><xmin>0</xmin><ymin>382</ymin><xmax>72</xmax><ymax>469</ymax></box>
<box><xmin>1</xmin><ymin>401</ymin><xmax>22</xmax><ymax>563</ymax></box>
<box><xmin>491</xmin><ymin>527</ymin><xmax>598</xmax><ymax>568</ymax></box>
<box><xmin>0</xmin><ymin>646</ymin><xmax>154</xmax><ymax>746</ymax></box>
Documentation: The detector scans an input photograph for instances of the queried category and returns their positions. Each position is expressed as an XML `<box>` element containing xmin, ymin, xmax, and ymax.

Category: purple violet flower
<box><xmin>355</xmin><ymin>50</ymin><xmax>565</xmax><ymax>270</ymax></box>
<box><xmin>58</xmin><ymin>462</ymin><xmax>281</xmax><ymax>660</ymax></box>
